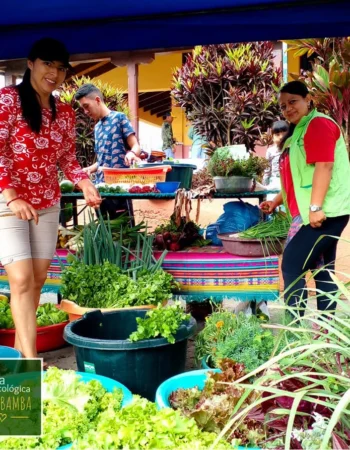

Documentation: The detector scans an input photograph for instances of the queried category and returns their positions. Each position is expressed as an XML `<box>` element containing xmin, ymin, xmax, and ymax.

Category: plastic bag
<box><xmin>206</xmin><ymin>200</ymin><xmax>261</xmax><ymax>245</ymax></box>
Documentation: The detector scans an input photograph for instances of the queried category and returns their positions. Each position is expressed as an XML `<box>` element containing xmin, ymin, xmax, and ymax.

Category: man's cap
<box><xmin>28</xmin><ymin>38</ymin><xmax>72</xmax><ymax>69</ymax></box>
<box><xmin>163</xmin><ymin>112</ymin><xmax>176</xmax><ymax>118</ymax></box>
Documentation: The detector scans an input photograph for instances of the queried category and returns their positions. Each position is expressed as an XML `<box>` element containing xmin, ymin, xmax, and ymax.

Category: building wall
<box><xmin>287</xmin><ymin>48</ymin><xmax>301</xmax><ymax>80</ymax></box>
<box><xmin>97</xmin><ymin>52</ymin><xmax>182</xmax><ymax>93</ymax></box>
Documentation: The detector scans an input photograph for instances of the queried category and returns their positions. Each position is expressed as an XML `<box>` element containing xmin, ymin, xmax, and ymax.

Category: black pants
<box><xmin>282</xmin><ymin>215</ymin><xmax>349</xmax><ymax>316</ymax></box>
<box><xmin>99</xmin><ymin>198</ymin><xmax>131</xmax><ymax>220</ymax></box>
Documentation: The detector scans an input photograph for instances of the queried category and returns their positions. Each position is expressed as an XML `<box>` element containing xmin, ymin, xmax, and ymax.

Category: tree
<box><xmin>171</xmin><ymin>43</ymin><xmax>282</xmax><ymax>151</ymax></box>
<box><xmin>59</xmin><ymin>76</ymin><xmax>130</xmax><ymax>167</ymax></box>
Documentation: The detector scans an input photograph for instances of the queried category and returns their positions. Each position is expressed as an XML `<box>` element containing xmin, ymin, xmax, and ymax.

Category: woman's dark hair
<box><xmin>280</xmin><ymin>80</ymin><xmax>309</xmax><ymax>98</ymax></box>
<box><xmin>271</xmin><ymin>120</ymin><xmax>289</xmax><ymax>134</ymax></box>
<box><xmin>279</xmin><ymin>81</ymin><xmax>313</xmax><ymax>149</ymax></box>
<box><xmin>16</xmin><ymin>68</ymin><xmax>57</xmax><ymax>134</ymax></box>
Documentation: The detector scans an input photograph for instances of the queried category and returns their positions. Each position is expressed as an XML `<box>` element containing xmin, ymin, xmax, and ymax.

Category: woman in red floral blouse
<box><xmin>0</xmin><ymin>38</ymin><xmax>101</xmax><ymax>359</ymax></box>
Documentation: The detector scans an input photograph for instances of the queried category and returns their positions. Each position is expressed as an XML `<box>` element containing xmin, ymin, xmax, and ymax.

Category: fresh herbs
<box><xmin>195</xmin><ymin>311</ymin><xmax>274</xmax><ymax>372</ymax></box>
<box><xmin>195</xmin><ymin>310</ymin><xmax>238</xmax><ymax>363</ymax></box>
<box><xmin>60</xmin><ymin>211</ymin><xmax>177</xmax><ymax>309</ymax></box>
<box><xmin>61</xmin><ymin>262</ymin><xmax>177</xmax><ymax>308</ymax></box>
<box><xmin>214</xmin><ymin>316</ymin><xmax>275</xmax><ymax>372</ymax></box>
<box><xmin>208</xmin><ymin>148</ymin><xmax>269</xmax><ymax>179</ymax></box>
<box><xmin>129</xmin><ymin>302</ymin><xmax>190</xmax><ymax>343</ymax></box>
<box><xmin>0</xmin><ymin>299</ymin><xmax>68</xmax><ymax>329</ymax></box>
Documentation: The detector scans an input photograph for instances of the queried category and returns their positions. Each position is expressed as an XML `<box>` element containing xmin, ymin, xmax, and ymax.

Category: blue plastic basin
<box><xmin>0</xmin><ymin>346</ymin><xmax>21</xmax><ymax>358</ymax></box>
<box><xmin>155</xmin><ymin>369</ymin><xmax>220</xmax><ymax>408</ymax></box>
<box><xmin>155</xmin><ymin>369</ymin><xmax>260</xmax><ymax>450</ymax></box>
<box><xmin>156</xmin><ymin>181</ymin><xmax>181</xmax><ymax>193</ymax></box>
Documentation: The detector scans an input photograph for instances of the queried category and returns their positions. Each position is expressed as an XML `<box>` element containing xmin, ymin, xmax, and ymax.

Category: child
<box><xmin>263</xmin><ymin>120</ymin><xmax>289</xmax><ymax>189</ymax></box>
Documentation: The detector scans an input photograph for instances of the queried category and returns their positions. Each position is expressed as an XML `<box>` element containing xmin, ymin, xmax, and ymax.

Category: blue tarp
<box><xmin>0</xmin><ymin>0</ymin><xmax>349</xmax><ymax>59</ymax></box>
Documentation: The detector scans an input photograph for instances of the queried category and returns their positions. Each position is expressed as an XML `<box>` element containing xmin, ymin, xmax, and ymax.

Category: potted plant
<box><xmin>195</xmin><ymin>310</ymin><xmax>272</xmax><ymax>372</ymax></box>
<box><xmin>207</xmin><ymin>147</ymin><xmax>269</xmax><ymax>193</ymax></box>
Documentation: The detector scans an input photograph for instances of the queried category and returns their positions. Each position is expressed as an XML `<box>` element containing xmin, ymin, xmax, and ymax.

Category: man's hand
<box><xmin>8</xmin><ymin>199</ymin><xmax>39</xmax><ymax>224</ymax></box>
<box><xmin>125</xmin><ymin>151</ymin><xmax>141</xmax><ymax>166</ymax></box>
<box><xmin>309</xmin><ymin>210</ymin><xmax>326</xmax><ymax>228</ymax></box>
<box><xmin>77</xmin><ymin>179</ymin><xmax>102</xmax><ymax>209</ymax></box>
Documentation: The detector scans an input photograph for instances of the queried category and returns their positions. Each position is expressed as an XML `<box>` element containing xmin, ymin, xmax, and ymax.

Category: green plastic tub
<box><xmin>139</xmin><ymin>162</ymin><xmax>197</xmax><ymax>189</ymax></box>
<box><xmin>64</xmin><ymin>309</ymin><xmax>196</xmax><ymax>401</ymax></box>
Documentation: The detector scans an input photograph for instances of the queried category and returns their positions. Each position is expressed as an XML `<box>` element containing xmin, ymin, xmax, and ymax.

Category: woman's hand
<box><xmin>78</xmin><ymin>179</ymin><xmax>102</xmax><ymax>208</ymax></box>
<box><xmin>309</xmin><ymin>210</ymin><xmax>326</xmax><ymax>228</ymax></box>
<box><xmin>259</xmin><ymin>192</ymin><xmax>283</xmax><ymax>214</ymax></box>
<box><xmin>259</xmin><ymin>201</ymin><xmax>276</xmax><ymax>214</ymax></box>
<box><xmin>8</xmin><ymin>199</ymin><xmax>39</xmax><ymax>224</ymax></box>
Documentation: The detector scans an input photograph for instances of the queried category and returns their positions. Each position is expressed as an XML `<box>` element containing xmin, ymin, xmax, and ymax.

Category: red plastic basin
<box><xmin>0</xmin><ymin>321</ymin><xmax>69</xmax><ymax>353</ymax></box>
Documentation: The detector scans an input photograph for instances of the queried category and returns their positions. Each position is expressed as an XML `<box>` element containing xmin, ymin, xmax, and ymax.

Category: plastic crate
<box><xmin>101</xmin><ymin>166</ymin><xmax>171</xmax><ymax>185</ymax></box>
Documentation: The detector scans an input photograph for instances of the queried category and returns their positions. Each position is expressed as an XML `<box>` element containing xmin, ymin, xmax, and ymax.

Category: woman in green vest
<box><xmin>260</xmin><ymin>81</ymin><xmax>350</xmax><ymax>316</ymax></box>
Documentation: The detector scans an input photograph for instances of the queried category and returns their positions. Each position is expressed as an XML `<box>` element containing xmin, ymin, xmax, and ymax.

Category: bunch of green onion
<box><xmin>239</xmin><ymin>212</ymin><xmax>291</xmax><ymax>240</ymax></box>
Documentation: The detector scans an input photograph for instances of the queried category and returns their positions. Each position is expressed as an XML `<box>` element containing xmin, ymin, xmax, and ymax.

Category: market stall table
<box><xmin>60</xmin><ymin>190</ymin><xmax>280</xmax><ymax>227</ymax></box>
<box><xmin>0</xmin><ymin>248</ymin><xmax>280</xmax><ymax>302</ymax></box>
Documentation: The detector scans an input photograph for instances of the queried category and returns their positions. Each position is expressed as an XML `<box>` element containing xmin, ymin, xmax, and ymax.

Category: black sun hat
<box><xmin>28</xmin><ymin>38</ymin><xmax>72</xmax><ymax>69</ymax></box>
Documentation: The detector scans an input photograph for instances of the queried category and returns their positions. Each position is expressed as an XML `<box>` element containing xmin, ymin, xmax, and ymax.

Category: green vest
<box><xmin>283</xmin><ymin>109</ymin><xmax>350</xmax><ymax>225</ymax></box>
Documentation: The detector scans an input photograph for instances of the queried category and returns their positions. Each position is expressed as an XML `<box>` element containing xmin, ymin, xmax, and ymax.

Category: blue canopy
<box><xmin>0</xmin><ymin>0</ymin><xmax>349</xmax><ymax>59</ymax></box>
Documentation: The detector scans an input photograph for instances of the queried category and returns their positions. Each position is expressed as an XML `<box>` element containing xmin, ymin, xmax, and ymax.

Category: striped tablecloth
<box><xmin>0</xmin><ymin>247</ymin><xmax>280</xmax><ymax>302</ymax></box>
<box><xmin>154</xmin><ymin>247</ymin><xmax>279</xmax><ymax>302</ymax></box>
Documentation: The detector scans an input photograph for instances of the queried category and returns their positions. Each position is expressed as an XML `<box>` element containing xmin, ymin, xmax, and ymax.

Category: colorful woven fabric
<box><xmin>0</xmin><ymin>247</ymin><xmax>280</xmax><ymax>302</ymax></box>
<box><xmin>154</xmin><ymin>247</ymin><xmax>279</xmax><ymax>302</ymax></box>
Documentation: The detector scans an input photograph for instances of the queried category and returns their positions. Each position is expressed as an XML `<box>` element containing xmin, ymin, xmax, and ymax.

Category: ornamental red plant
<box><xmin>171</xmin><ymin>42</ymin><xmax>282</xmax><ymax>151</ymax></box>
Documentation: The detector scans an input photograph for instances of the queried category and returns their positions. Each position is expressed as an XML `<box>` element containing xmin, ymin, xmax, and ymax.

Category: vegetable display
<box><xmin>154</xmin><ymin>217</ymin><xmax>210</xmax><ymax>252</ymax></box>
<box><xmin>196</xmin><ymin>312</ymin><xmax>274</xmax><ymax>372</ymax></box>
<box><xmin>129</xmin><ymin>303</ymin><xmax>190</xmax><ymax>343</ymax></box>
<box><xmin>0</xmin><ymin>298</ymin><xmax>68</xmax><ymax>329</ymax></box>
<box><xmin>0</xmin><ymin>367</ymin><xmax>124</xmax><ymax>449</ymax></box>
<box><xmin>239</xmin><ymin>211</ymin><xmax>291</xmax><ymax>240</ymax></box>
<box><xmin>169</xmin><ymin>359</ymin><xmax>262</xmax><ymax>445</ymax></box>
<box><xmin>71</xmin><ymin>396</ymin><xmax>231</xmax><ymax>450</ymax></box>
<box><xmin>60</xmin><ymin>211</ymin><xmax>178</xmax><ymax>309</ymax></box>
<box><xmin>61</xmin><ymin>262</ymin><xmax>177</xmax><ymax>309</ymax></box>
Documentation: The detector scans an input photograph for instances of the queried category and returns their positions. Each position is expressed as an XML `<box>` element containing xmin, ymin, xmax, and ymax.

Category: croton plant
<box><xmin>287</xmin><ymin>38</ymin><xmax>350</xmax><ymax>152</ymax></box>
<box><xmin>171</xmin><ymin>42</ymin><xmax>282</xmax><ymax>151</ymax></box>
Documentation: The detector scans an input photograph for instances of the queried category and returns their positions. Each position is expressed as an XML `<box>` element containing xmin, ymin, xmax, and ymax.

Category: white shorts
<box><xmin>0</xmin><ymin>196</ymin><xmax>60</xmax><ymax>266</ymax></box>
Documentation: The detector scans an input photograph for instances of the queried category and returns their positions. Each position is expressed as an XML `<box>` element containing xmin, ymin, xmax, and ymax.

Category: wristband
<box><xmin>6</xmin><ymin>197</ymin><xmax>20</xmax><ymax>207</ymax></box>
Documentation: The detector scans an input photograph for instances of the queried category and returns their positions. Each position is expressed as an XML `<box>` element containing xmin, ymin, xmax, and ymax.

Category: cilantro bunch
<box><xmin>129</xmin><ymin>302</ymin><xmax>190</xmax><ymax>344</ymax></box>
<box><xmin>61</xmin><ymin>261</ymin><xmax>177</xmax><ymax>309</ymax></box>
